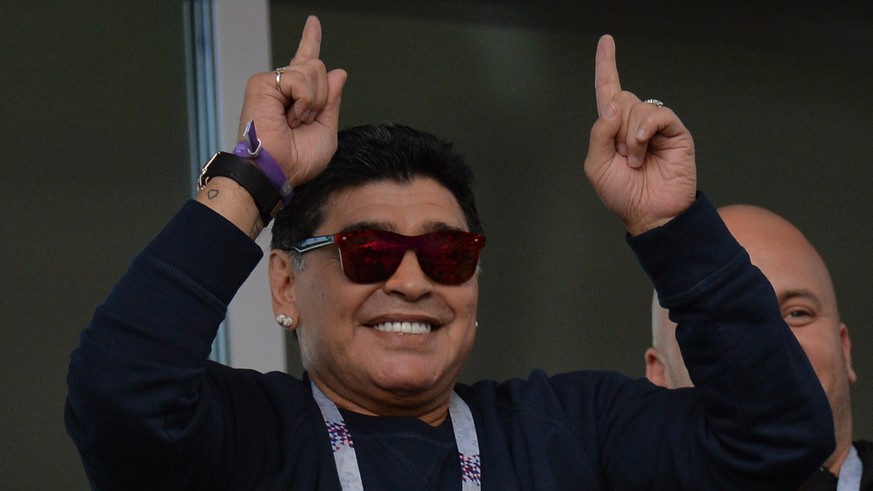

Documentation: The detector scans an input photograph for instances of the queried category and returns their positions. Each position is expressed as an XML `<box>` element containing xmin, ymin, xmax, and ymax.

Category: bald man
<box><xmin>646</xmin><ymin>204</ymin><xmax>871</xmax><ymax>490</ymax></box>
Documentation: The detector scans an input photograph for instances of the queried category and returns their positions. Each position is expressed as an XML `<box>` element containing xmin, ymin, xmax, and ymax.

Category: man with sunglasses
<box><xmin>66</xmin><ymin>16</ymin><xmax>832</xmax><ymax>490</ymax></box>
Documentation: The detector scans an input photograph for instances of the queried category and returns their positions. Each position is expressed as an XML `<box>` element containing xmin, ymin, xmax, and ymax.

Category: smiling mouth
<box><xmin>372</xmin><ymin>321</ymin><xmax>433</xmax><ymax>334</ymax></box>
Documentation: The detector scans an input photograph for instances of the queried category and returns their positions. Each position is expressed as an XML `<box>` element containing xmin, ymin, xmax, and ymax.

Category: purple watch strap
<box><xmin>234</xmin><ymin>120</ymin><xmax>293</xmax><ymax>205</ymax></box>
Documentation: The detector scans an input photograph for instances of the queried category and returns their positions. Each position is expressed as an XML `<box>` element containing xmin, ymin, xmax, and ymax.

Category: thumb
<box><xmin>317</xmin><ymin>68</ymin><xmax>348</xmax><ymax>131</ymax></box>
<box><xmin>584</xmin><ymin>102</ymin><xmax>621</xmax><ymax>176</ymax></box>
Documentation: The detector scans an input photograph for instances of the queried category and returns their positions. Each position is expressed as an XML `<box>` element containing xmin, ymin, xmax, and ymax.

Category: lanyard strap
<box><xmin>311</xmin><ymin>383</ymin><xmax>481</xmax><ymax>490</ymax></box>
<box><xmin>837</xmin><ymin>444</ymin><xmax>862</xmax><ymax>491</ymax></box>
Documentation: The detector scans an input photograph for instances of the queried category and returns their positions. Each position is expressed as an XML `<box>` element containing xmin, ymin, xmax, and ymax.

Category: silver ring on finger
<box><xmin>643</xmin><ymin>98</ymin><xmax>664</xmax><ymax>108</ymax></box>
<box><xmin>274</xmin><ymin>67</ymin><xmax>287</xmax><ymax>93</ymax></box>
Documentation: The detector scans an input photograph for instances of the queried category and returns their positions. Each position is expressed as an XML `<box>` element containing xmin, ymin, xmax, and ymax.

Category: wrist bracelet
<box><xmin>234</xmin><ymin>120</ymin><xmax>294</xmax><ymax>205</ymax></box>
<box><xmin>198</xmin><ymin>152</ymin><xmax>282</xmax><ymax>225</ymax></box>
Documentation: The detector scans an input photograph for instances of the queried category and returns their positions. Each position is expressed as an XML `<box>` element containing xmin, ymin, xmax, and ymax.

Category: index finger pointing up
<box><xmin>594</xmin><ymin>34</ymin><xmax>621</xmax><ymax>116</ymax></box>
<box><xmin>293</xmin><ymin>15</ymin><xmax>323</xmax><ymax>62</ymax></box>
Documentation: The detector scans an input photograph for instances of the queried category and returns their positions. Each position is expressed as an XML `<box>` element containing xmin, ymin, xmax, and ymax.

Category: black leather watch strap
<box><xmin>198</xmin><ymin>152</ymin><xmax>282</xmax><ymax>225</ymax></box>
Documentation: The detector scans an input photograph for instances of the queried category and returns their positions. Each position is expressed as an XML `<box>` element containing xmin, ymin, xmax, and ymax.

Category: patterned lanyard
<box><xmin>311</xmin><ymin>382</ymin><xmax>481</xmax><ymax>490</ymax></box>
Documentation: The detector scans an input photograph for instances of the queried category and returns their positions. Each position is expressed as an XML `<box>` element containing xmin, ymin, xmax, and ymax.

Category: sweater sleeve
<box><xmin>609</xmin><ymin>193</ymin><xmax>834</xmax><ymax>489</ymax></box>
<box><xmin>64</xmin><ymin>200</ymin><xmax>265</xmax><ymax>489</ymax></box>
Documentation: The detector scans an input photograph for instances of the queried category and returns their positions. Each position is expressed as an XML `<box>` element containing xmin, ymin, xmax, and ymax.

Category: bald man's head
<box><xmin>645</xmin><ymin>204</ymin><xmax>856</xmax><ymax>473</ymax></box>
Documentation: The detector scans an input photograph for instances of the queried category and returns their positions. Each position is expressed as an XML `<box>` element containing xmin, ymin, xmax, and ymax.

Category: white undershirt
<box><xmin>837</xmin><ymin>443</ymin><xmax>863</xmax><ymax>491</ymax></box>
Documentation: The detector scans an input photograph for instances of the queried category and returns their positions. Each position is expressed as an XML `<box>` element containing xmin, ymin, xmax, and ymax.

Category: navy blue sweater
<box><xmin>65</xmin><ymin>195</ymin><xmax>833</xmax><ymax>490</ymax></box>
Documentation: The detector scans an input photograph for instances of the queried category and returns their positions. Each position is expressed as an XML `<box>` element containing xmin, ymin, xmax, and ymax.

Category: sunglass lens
<box><xmin>338</xmin><ymin>230</ymin><xmax>404</xmax><ymax>283</ymax></box>
<box><xmin>418</xmin><ymin>232</ymin><xmax>482</xmax><ymax>285</ymax></box>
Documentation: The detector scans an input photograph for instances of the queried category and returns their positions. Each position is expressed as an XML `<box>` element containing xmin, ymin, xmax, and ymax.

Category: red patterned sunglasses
<box><xmin>291</xmin><ymin>229</ymin><xmax>485</xmax><ymax>285</ymax></box>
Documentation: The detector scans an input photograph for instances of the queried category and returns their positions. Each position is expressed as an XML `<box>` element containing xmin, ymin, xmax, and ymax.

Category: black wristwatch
<box><xmin>198</xmin><ymin>152</ymin><xmax>282</xmax><ymax>225</ymax></box>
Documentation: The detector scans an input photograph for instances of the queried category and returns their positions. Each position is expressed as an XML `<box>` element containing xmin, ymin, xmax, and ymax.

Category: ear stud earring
<box><xmin>276</xmin><ymin>314</ymin><xmax>294</xmax><ymax>328</ymax></box>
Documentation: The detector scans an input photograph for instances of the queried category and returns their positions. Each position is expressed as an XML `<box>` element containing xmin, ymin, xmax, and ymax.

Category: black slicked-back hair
<box><xmin>271</xmin><ymin>123</ymin><xmax>484</xmax><ymax>250</ymax></box>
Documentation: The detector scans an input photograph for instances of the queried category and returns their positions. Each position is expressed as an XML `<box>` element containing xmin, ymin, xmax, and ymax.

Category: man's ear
<box><xmin>268</xmin><ymin>249</ymin><xmax>298</xmax><ymax>332</ymax></box>
<box><xmin>645</xmin><ymin>347</ymin><xmax>668</xmax><ymax>387</ymax></box>
<box><xmin>840</xmin><ymin>322</ymin><xmax>858</xmax><ymax>384</ymax></box>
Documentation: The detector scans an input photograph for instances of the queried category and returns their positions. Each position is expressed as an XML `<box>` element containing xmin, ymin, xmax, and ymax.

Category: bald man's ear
<box><xmin>645</xmin><ymin>347</ymin><xmax>668</xmax><ymax>387</ymax></box>
<box><xmin>840</xmin><ymin>323</ymin><xmax>858</xmax><ymax>384</ymax></box>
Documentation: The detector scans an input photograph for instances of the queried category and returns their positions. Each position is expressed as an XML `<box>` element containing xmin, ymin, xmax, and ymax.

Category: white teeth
<box><xmin>373</xmin><ymin>321</ymin><xmax>432</xmax><ymax>334</ymax></box>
